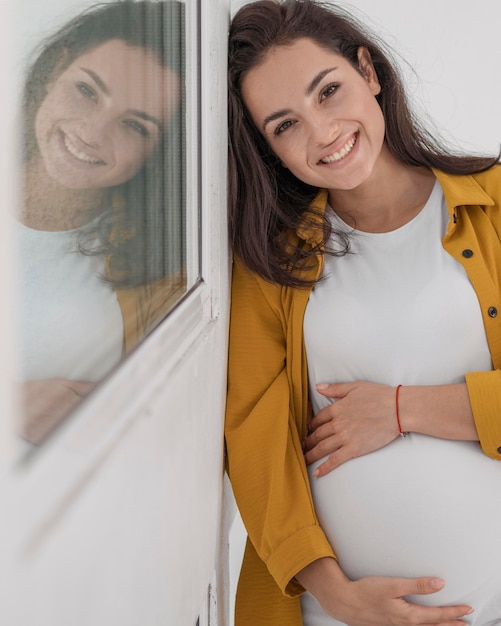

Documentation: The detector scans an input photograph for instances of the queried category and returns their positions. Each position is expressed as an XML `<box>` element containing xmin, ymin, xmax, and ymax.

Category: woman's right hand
<box><xmin>295</xmin><ymin>557</ymin><xmax>474</xmax><ymax>626</ymax></box>
<box><xmin>15</xmin><ymin>379</ymin><xmax>96</xmax><ymax>445</ymax></box>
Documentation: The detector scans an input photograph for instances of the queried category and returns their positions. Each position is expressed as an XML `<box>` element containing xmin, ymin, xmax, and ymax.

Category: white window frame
<box><xmin>0</xmin><ymin>0</ymin><xmax>230</xmax><ymax>586</ymax></box>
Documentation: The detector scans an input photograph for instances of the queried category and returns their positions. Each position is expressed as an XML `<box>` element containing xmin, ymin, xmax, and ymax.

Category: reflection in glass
<box><xmin>14</xmin><ymin>0</ymin><xmax>186</xmax><ymax>446</ymax></box>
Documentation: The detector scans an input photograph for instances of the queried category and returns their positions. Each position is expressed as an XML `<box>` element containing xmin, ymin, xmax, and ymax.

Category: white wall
<box><xmin>0</xmin><ymin>0</ymin><xmax>17</xmax><ymax>462</ymax></box>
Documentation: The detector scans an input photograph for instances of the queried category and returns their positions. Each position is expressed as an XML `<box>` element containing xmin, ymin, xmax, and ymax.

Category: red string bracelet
<box><xmin>395</xmin><ymin>384</ymin><xmax>408</xmax><ymax>438</ymax></box>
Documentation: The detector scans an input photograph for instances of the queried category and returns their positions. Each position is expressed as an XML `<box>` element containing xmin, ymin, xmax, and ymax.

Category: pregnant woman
<box><xmin>225</xmin><ymin>1</ymin><xmax>501</xmax><ymax>625</ymax></box>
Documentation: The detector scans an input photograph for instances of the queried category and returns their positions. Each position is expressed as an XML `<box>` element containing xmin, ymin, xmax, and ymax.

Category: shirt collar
<box><xmin>433</xmin><ymin>169</ymin><xmax>495</xmax><ymax>219</ymax></box>
<box><xmin>296</xmin><ymin>169</ymin><xmax>495</xmax><ymax>244</ymax></box>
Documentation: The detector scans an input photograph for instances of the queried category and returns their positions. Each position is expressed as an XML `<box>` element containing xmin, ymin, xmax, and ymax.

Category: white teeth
<box><xmin>63</xmin><ymin>135</ymin><xmax>103</xmax><ymax>164</ymax></box>
<box><xmin>320</xmin><ymin>134</ymin><xmax>357</xmax><ymax>164</ymax></box>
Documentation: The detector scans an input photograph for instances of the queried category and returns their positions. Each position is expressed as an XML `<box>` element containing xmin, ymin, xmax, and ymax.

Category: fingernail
<box><xmin>430</xmin><ymin>578</ymin><xmax>444</xmax><ymax>590</ymax></box>
<box><xmin>312</xmin><ymin>469</ymin><xmax>320</xmax><ymax>478</ymax></box>
<box><xmin>464</xmin><ymin>608</ymin><xmax>474</xmax><ymax>615</ymax></box>
<box><xmin>316</xmin><ymin>383</ymin><xmax>328</xmax><ymax>390</ymax></box>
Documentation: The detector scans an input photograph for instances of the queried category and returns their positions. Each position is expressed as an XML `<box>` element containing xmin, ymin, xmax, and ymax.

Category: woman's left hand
<box><xmin>303</xmin><ymin>381</ymin><xmax>400</xmax><ymax>476</ymax></box>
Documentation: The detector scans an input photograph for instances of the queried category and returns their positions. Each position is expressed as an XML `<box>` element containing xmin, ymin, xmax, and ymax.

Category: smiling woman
<box><xmin>34</xmin><ymin>39</ymin><xmax>180</xmax><ymax>193</ymax></box>
<box><xmin>15</xmin><ymin>0</ymin><xmax>186</xmax><ymax>446</ymax></box>
<box><xmin>242</xmin><ymin>39</ymin><xmax>385</xmax><ymax>193</ymax></box>
<box><xmin>225</xmin><ymin>1</ymin><xmax>501</xmax><ymax>626</ymax></box>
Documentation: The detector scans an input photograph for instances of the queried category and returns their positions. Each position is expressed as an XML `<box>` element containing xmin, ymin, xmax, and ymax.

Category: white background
<box><xmin>0</xmin><ymin>1</ymin><xmax>499</xmax><ymax>625</ymax></box>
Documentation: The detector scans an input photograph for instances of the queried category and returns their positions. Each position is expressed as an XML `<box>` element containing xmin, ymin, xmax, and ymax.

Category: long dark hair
<box><xmin>23</xmin><ymin>0</ymin><xmax>185</xmax><ymax>288</ymax></box>
<box><xmin>228</xmin><ymin>0</ymin><xmax>499</xmax><ymax>287</ymax></box>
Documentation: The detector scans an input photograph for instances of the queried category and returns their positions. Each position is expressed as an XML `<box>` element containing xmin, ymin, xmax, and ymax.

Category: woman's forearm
<box><xmin>295</xmin><ymin>556</ymin><xmax>473</xmax><ymax>625</ymax></box>
<box><xmin>305</xmin><ymin>381</ymin><xmax>481</xmax><ymax>475</ymax></box>
<box><xmin>295</xmin><ymin>556</ymin><xmax>348</xmax><ymax>598</ymax></box>
<box><xmin>398</xmin><ymin>382</ymin><xmax>479</xmax><ymax>441</ymax></box>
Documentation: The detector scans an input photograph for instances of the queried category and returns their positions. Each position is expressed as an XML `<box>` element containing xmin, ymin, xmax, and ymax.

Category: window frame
<box><xmin>4</xmin><ymin>0</ymin><xmax>228</xmax><ymax>515</ymax></box>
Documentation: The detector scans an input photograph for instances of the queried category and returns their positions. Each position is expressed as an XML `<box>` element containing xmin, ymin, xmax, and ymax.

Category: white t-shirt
<box><xmin>302</xmin><ymin>181</ymin><xmax>501</xmax><ymax>625</ymax></box>
<box><xmin>14</xmin><ymin>219</ymin><xmax>123</xmax><ymax>382</ymax></box>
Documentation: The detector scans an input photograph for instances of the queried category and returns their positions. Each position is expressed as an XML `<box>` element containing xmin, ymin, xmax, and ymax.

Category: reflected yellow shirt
<box><xmin>225</xmin><ymin>167</ymin><xmax>501</xmax><ymax>626</ymax></box>
<box><xmin>115</xmin><ymin>270</ymin><xmax>185</xmax><ymax>353</ymax></box>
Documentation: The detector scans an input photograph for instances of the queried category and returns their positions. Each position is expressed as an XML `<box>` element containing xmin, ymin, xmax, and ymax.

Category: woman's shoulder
<box><xmin>232</xmin><ymin>255</ymin><xmax>282</xmax><ymax>299</ymax></box>
<box><xmin>470</xmin><ymin>164</ymin><xmax>501</xmax><ymax>199</ymax></box>
<box><xmin>435</xmin><ymin>165</ymin><xmax>501</xmax><ymax>207</ymax></box>
<box><xmin>467</xmin><ymin>164</ymin><xmax>501</xmax><ymax>212</ymax></box>
<box><xmin>231</xmin><ymin>254</ymin><xmax>313</xmax><ymax>319</ymax></box>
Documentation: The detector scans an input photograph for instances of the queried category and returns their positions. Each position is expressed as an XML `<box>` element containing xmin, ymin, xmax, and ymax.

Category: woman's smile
<box><xmin>61</xmin><ymin>131</ymin><xmax>106</xmax><ymax>166</ymax></box>
<box><xmin>319</xmin><ymin>132</ymin><xmax>358</xmax><ymax>165</ymax></box>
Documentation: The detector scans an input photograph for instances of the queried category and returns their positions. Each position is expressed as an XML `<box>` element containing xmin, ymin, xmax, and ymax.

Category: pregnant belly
<box><xmin>308</xmin><ymin>434</ymin><xmax>501</xmax><ymax>609</ymax></box>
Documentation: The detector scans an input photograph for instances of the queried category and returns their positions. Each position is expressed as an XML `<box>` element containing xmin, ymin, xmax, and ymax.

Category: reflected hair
<box><xmin>228</xmin><ymin>0</ymin><xmax>499</xmax><ymax>287</ymax></box>
<box><xmin>23</xmin><ymin>0</ymin><xmax>185</xmax><ymax>288</ymax></box>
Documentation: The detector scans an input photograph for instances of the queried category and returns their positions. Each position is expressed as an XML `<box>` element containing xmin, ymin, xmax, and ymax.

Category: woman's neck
<box><xmin>20</xmin><ymin>158</ymin><xmax>109</xmax><ymax>232</ymax></box>
<box><xmin>327</xmin><ymin>147</ymin><xmax>436</xmax><ymax>234</ymax></box>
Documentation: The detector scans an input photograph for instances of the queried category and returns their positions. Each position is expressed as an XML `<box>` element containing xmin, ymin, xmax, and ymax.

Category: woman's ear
<box><xmin>357</xmin><ymin>46</ymin><xmax>381</xmax><ymax>96</ymax></box>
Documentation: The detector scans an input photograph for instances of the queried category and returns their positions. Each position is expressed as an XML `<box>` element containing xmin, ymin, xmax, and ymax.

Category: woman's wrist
<box><xmin>394</xmin><ymin>384</ymin><xmax>408</xmax><ymax>437</ymax></box>
<box><xmin>396</xmin><ymin>383</ymin><xmax>478</xmax><ymax>441</ymax></box>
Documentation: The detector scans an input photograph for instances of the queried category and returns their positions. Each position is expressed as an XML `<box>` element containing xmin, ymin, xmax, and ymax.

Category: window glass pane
<box><xmin>13</xmin><ymin>0</ymin><xmax>192</xmax><ymax>447</ymax></box>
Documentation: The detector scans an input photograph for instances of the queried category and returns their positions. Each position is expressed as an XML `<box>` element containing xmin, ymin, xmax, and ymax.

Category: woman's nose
<box><xmin>307</xmin><ymin>110</ymin><xmax>340</xmax><ymax>146</ymax></box>
<box><xmin>77</xmin><ymin>112</ymin><xmax>112</xmax><ymax>148</ymax></box>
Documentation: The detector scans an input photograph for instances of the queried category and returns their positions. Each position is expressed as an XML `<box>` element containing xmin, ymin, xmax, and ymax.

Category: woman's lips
<box><xmin>62</xmin><ymin>133</ymin><xmax>105</xmax><ymax>165</ymax></box>
<box><xmin>319</xmin><ymin>132</ymin><xmax>358</xmax><ymax>165</ymax></box>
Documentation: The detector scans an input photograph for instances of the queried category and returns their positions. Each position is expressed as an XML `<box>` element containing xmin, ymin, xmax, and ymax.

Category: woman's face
<box><xmin>242</xmin><ymin>38</ymin><xmax>386</xmax><ymax>192</ymax></box>
<box><xmin>35</xmin><ymin>39</ymin><xmax>180</xmax><ymax>190</ymax></box>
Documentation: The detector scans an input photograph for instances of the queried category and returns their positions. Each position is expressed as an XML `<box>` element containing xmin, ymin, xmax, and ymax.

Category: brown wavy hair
<box><xmin>228</xmin><ymin>0</ymin><xmax>499</xmax><ymax>287</ymax></box>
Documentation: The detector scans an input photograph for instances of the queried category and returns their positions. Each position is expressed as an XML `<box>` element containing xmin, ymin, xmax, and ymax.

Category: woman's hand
<box><xmin>296</xmin><ymin>557</ymin><xmax>473</xmax><ymax>626</ymax></box>
<box><xmin>303</xmin><ymin>381</ymin><xmax>400</xmax><ymax>476</ymax></box>
<box><xmin>15</xmin><ymin>379</ymin><xmax>96</xmax><ymax>445</ymax></box>
<box><xmin>333</xmin><ymin>576</ymin><xmax>473</xmax><ymax>626</ymax></box>
<box><xmin>303</xmin><ymin>381</ymin><xmax>479</xmax><ymax>476</ymax></box>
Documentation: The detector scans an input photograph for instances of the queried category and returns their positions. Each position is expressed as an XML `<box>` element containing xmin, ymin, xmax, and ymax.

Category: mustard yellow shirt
<box><xmin>225</xmin><ymin>167</ymin><xmax>501</xmax><ymax>626</ymax></box>
<box><xmin>108</xmin><ymin>194</ymin><xmax>186</xmax><ymax>354</ymax></box>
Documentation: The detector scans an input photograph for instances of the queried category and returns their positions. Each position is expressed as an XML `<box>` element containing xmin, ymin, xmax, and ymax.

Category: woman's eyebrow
<box><xmin>128</xmin><ymin>110</ymin><xmax>163</xmax><ymax>130</ymax></box>
<box><xmin>305</xmin><ymin>67</ymin><xmax>337</xmax><ymax>96</ymax></box>
<box><xmin>262</xmin><ymin>67</ymin><xmax>338</xmax><ymax>132</ymax></box>
<box><xmin>81</xmin><ymin>67</ymin><xmax>109</xmax><ymax>95</ymax></box>
<box><xmin>263</xmin><ymin>108</ymin><xmax>292</xmax><ymax>132</ymax></box>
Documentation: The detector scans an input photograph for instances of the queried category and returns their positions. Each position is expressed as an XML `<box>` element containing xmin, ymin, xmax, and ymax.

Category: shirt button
<box><xmin>488</xmin><ymin>307</ymin><xmax>498</xmax><ymax>318</ymax></box>
<box><xmin>462</xmin><ymin>249</ymin><xmax>474</xmax><ymax>258</ymax></box>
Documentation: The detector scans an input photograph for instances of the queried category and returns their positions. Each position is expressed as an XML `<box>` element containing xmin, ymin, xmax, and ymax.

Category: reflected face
<box><xmin>35</xmin><ymin>39</ymin><xmax>181</xmax><ymax>189</ymax></box>
<box><xmin>242</xmin><ymin>38</ymin><xmax>385</xmax><ymax>192</ymax></box>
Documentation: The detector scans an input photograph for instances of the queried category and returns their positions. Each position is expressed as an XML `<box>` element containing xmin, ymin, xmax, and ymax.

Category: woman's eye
<box><xmin>76</xmin><ymin>82</ymin><xmax>97</xmax><ymax>101</ymax></box>
<box><xmin>125</xmin><ymin>119</ymin><xmax>151</xmax><ymax>137</ymax></box>
<box><xmin>320</xmin><ymin>83</ymin><xmax>338</xmax><ymax>101</ymax></box>
<box><xmin>275</xmin><ymin>120</ymin><xmax>294</xmax><ymax>135</ymax></box>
